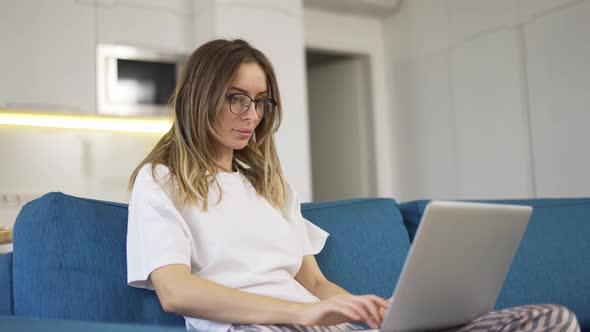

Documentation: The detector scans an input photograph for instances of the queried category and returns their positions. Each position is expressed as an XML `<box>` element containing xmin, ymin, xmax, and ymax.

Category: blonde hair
<box><xmin>129</xmin><ymin>39</ymin><xmax>286</xmax><ymax>211</ymax></box>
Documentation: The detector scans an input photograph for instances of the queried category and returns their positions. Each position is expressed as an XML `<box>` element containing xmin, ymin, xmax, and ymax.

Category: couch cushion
<box><xmin>12</xmin><ymin>192</ymin><xmax>183</xmax><ymax>326</ymax></box>
<box><xmin>398</xmin><ymin>200</ymin><xmax>430</xmax><ymax>241</ymax></box>
<box><xmin>302</xmin><ymin>198</ymin><xmax>410</xmax><ymax>299</ymax></box>
<box><xmin>0</xmin><ymin>252</ymin><xmax>13</xmax><ymax>315</ymax></box>
<box><xmin>399</xmin><ymin>198</ymin><xmax>590</xmax><ymax>330</ymax></box>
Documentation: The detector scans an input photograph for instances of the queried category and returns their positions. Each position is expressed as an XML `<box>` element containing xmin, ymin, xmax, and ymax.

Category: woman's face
<box><xmin>213</xmin><ymin>62</ymin><xmax>267</xmax><ymax>157</ymax></box>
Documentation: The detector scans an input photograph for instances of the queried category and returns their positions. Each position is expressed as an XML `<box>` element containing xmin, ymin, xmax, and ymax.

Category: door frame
<box><xmin>303</xmin><ymin>8</ymin><xmax>395</xmax><ymax>198</ymax></box>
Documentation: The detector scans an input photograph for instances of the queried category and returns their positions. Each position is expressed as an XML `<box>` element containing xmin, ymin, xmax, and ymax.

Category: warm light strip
<box><xmin>0</xmin><ymin>229</ymin><xmax>12</xmax><ymax>245</ymax></box>
<box><xmin>0</xmin><ymin>110</ymin><xmax>172</xmax><ymax>134</ymax></box>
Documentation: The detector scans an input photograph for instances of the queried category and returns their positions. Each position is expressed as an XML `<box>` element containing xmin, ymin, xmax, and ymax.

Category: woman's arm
<box><xmin>295</xmin><ymin>255</ymin><xmax>350</xmax><ymax>299</ymax></box>
<box><xmin>151</xmin><ymin>264</ymin><xmax>304</xmax><ymax>324</ymax></box>
<box><xmin>151</xmin><ymin>263</ymin><xmax>385</xmax><ymax>327</ymax></box>
<box><xmin>295</xmin><ymin>255</ymin><xmax>391</xmax><ymax>327</ymax></box>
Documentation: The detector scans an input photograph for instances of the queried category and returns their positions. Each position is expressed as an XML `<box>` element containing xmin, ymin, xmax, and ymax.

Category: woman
<box><xmin>126</xmin><ymin>39</ymin><xmax>579</xmax><ymax>332</ymax></box>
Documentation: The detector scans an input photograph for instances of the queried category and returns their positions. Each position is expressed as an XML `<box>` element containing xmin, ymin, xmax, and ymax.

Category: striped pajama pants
<box><xmin>228</xmin><ymin>304</ymin><xmax>580</xmax><ymax>332</ymax></box>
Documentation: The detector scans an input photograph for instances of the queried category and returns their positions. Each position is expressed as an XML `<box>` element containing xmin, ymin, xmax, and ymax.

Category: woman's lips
<box><xmin>234</xmin><ymin>129</ymin><xmax>253</xmax><ymax>139</ymax></box>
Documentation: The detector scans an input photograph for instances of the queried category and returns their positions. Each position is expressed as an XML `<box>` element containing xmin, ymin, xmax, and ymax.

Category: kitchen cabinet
<box><xmin>96</xmin><ymin>0</ymin><xmax>194</xmax><ymax>54</ymax></box>
<box><xmin>0</xmin><ymin>0</ymin><xmax>194</xmax><ymax>114</ymax></box>
<box><xmin>0</xmin><ymin>0</ymin><xmax>96</xmax><ymax>113</ymax></box>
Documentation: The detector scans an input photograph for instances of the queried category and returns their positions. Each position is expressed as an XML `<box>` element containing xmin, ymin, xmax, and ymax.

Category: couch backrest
<box><xmin>10</xmin><ymin>193</ymin><xmax>411</xmax><ymax>325</ymax></box>
<box><xmin>399</xmin><ymin>198</ymin><xmax>590</xmax><ymax>330</ymax></box>
<box><xmin>302</xmin><ymin>198</ymin><xmax>411</xmax><ymax>299</ymax></box>
<box><xmin>0</xmin><ymin>252</ymin><xmax>13</xmax><ymax>315</ymax></box>
<box><xmin>12</xmin><ymin>192</ymin><xmax>184</xmax><ymax>326</ymax></box>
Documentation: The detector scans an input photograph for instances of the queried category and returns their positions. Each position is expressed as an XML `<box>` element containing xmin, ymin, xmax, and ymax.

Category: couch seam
<box><xmin>532</xmin><ymin>202</ymin><xmax>590</xmax><ymax>208</ymax></box>
<box><xmin>55</xmin><ymin>192</ymin><xmax>128</xmax><ymax>210</ymax></box>
<box><xmin>460</xmin><ymin>199</ymin><xmax>590</xmax><ymax>208</ymax></box>
<box><xmin>401</xmin><ymin>199</ymin><xmax>590</xmax><ymax>211</ymax></box>
<box><xmin>302</xmin><ymin>198</ymin><xmax>396</xmax><ymax>212</ymax></box>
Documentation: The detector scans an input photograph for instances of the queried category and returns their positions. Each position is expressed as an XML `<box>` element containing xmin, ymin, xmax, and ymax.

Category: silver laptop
<box><xmin>368</xmin><ymin>201</ymin><xmax>532</xmax><ymax>332</ymax></box>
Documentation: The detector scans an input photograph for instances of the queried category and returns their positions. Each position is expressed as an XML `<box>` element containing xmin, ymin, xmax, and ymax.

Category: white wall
<box><xmin>384</xmin><ymin>0</ymin><xmax>590</xmax><ymax>201</ymax></box>
<box><xmin>523</xmin><ymin>0</ymin><xmax>590</xmax><ymax>197</ymax></box>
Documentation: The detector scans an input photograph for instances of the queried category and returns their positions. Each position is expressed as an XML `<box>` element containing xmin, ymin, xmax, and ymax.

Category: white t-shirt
<box><xmin>127</xmin><ymin>163</ymin><xmax>329</xmax><ymax>332</ymax></box>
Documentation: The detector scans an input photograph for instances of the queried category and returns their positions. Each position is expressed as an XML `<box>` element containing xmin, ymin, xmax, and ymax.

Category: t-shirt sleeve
<box><xmin>284</xmin><ymin>180</ymin><xmax>329</xmax><ymax>256</ymax></box>
<box><xmin>126</xmin><ymin>164</ymin><xmax>192</xmax><ymax>290</ymax></box>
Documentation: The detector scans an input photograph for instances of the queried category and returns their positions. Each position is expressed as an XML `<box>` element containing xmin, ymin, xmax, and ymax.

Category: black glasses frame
<box><xmin>225</xmin><ymin>93</ymin><xmax>277</xmax><ymax>118</ymax></box>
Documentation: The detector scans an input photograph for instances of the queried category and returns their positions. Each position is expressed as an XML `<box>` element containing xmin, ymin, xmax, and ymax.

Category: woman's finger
<box><xmin>336</xmin><ymin>297</ymin><xmax>372</xmax><ymax>323</ymax></box>
<box><xmin>324</xmin><ymin>302</ymin><xmax>361</xmax><ymax>323</ymax></box>
<box><xmin>379</xmin><ymin>305</ymin><xmax>388</xmax><ymax>323</ymax></box>
<box><xmin>348</xmin><ymin>296</ymin><xmax>381</xmax><ymax>326</ymax></box>
<box><xmin>361</xmin><ymin>297</ymin><xmax>383</xmax><ymax>325</ymax></box>
<box><xmin>369</xmin><ymin>295</ymin><xmax>391</xmax><ymax>308</ymax></box>
<box><xmin>337</xmin><ymin>299</ymin><xmax>371</xmax><ymax>323</ymax></box>
<box><xmin>364</xmin><ymin>295</ymin><xmax>390</xmax><ymax>324</ymax></box>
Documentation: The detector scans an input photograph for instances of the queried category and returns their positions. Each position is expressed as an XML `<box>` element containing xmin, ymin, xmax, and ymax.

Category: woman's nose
<box><xmin>242</xmin><ymin>102</ymin><xmax>258</xmax><ymax>119</ymax></box>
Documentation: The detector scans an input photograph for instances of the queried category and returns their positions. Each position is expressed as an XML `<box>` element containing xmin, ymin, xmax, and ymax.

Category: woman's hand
<box><xmin>296</xmin><ymin>294</ymin><xmax>390</xmax><ymax>329</ymax></box>
<box><xmin>379</xmin><ymin>297</ymin><xmax>394</xmax><ymax>322</ymax></box>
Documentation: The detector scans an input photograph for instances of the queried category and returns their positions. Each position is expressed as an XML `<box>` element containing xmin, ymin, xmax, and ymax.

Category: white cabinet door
<box><xmin>0</xmin><ymin>0</ymin><xmax>96</xmax><ymax>113</ymax></box>
<box><xmin>96</xmin><ymin>0</ymin><xmax>193</xmax><ymax>53</ymax></box>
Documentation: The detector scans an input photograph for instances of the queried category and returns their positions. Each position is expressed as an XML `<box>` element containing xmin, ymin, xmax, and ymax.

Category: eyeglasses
<box><xmin>225</xmin><ymin>93</ymin><xmax>277</xmax><ymax>118</ymax></box>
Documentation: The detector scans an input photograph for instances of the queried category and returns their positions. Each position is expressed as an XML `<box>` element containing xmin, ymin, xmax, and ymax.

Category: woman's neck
<box><xmin>215</xmin><ymin>149</ymin><xmax>234</xmax><ymax>173</ymax></box>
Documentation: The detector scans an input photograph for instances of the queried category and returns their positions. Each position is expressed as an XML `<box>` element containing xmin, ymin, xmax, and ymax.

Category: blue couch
<box><xmin>1</xmin><ymin>192</ymin><xmax>589</xmax><ymax>331</ymax></box>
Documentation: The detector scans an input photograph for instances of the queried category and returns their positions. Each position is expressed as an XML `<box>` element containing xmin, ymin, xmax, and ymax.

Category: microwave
<box><xmin>96</xmin><ymin>44</ymin><xmax>187</xmax><ymax>116</ymax></box>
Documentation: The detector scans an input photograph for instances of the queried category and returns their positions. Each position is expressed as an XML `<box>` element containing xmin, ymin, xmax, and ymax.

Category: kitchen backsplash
<box><xmin>0</xmin><ymin>125</ymin><xmax>163</xmax><ymax>229</ymax></box>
